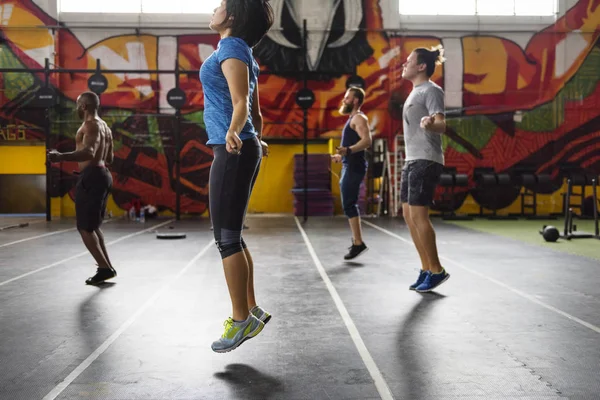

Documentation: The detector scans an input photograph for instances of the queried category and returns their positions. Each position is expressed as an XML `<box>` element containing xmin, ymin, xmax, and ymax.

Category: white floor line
<box><xmin>362</xmin><ymin>220</ymin><xmax>600</xmax><ymax>335</ymax></box>
<box><xmin>0</xmin><ymin>220</ymin><xmax>174</xmax><ymax>288</ymax></box>
<box><xmin>294</xmin><ymin>217</ymin><xmax>395</xmax><ymax>400</ymax></box>
<box><xmin>0</xmin><ymin>227</ymin><xmax>77</xmax><ymax>248</ymax></box>
<box><xmin>0</xmin><ymin>218</ymin><xmax>119</xmax><ymax>249</ymax></box>
<box><xmin>42</xmin><ymin>239</ymin><xmax>214</xmax><ymax>400</ymax></box>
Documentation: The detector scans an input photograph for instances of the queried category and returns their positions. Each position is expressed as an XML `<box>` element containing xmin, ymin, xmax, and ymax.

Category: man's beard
<box><xmin>339</xmin><ymin>104</ymin><xmax>353</xmax><ymax>115</ymax></box>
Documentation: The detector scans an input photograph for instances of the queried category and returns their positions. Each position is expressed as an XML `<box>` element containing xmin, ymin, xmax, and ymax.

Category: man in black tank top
<box><xmin>332</xmin><ymin>87</ymin><xmax>372</xmax><ymax>260</ymax></box>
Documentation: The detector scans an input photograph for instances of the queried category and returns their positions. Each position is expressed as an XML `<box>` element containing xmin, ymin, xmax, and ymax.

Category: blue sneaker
<box><xmin>211</xmin><ymin>314</ymin><xmax>264</xmax><ymax>353</ymax></box>
<box><xmin>409</xmin><ymin>270</ymin><xmax>428</xmax><ymax>291</ymax></box>
<box><xmin>416</xmin><ymin>269</ymin><xmax>450</xmax><ymax>293</ymax></box>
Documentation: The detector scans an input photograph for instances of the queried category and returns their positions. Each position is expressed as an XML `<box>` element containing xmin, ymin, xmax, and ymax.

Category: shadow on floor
<box><xmin>78</xmin><ymin>281</ymin><xmax>118</xmax><ymax>351</ymax></box>
<box><xmin>214</xmin><ymin>363</ymin><xmax>284</xmax><ymax>399</ymax></box>
<box><xmin>396</xmin><ymin>292</ymin><xmax>447</xmax><ymax>399</ymax></box>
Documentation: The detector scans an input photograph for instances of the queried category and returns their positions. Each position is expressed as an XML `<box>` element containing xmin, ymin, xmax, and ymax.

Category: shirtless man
<box><xmin>48</xmin><ymin>92</ymin><xmax>116</xmax><ymax>285</ymax></box>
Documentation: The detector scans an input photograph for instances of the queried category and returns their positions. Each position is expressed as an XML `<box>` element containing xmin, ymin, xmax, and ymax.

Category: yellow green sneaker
<box><xmin>250</xmin><ymin>305</ymin><xmax>271</xmax><ymax>324</ymax></box>
<box><xmin>211</xmin><ymin>314</ymin><xmax>264</xmax><ymax>353</ymax></box>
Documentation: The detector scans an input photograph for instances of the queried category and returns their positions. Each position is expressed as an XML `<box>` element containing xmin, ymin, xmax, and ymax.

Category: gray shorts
<box><xmin>400</xmin><ymin>160</ymin><xmax>443</xmax><ymax>207</ymax></box>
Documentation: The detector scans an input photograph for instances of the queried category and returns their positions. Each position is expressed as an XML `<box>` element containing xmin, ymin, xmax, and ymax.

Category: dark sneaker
<box><xmin>85</xmin><ymin>267</ymin><xmax>117</xmax><ymax>285</ymax></box>
<box><xmin>344</xmin><ymin>242</ymin><xmax>368</xmax><ymax>260</ymax></box>
<box><xmin>409</xmin><ymin>270</ymin><xmax>428</xmax><ymax>291</ymax></box>
<box><xmin>416</xmin><ymin>268</ymin><xmax>450</xmax><ymax>293</ymax></box>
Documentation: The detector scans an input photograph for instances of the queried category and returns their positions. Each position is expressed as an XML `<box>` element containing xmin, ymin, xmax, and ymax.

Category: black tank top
<box><xmin>341</xmin><ymin>113</ymin><xmax>367</xmax><ymax>172</ymax></box>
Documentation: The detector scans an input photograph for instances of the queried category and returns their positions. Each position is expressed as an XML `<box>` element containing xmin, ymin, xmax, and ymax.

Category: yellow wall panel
<box><xmin>0</xmin><ymin>146</ymin><xmax>46</xmax><ymax>174</ymax></box>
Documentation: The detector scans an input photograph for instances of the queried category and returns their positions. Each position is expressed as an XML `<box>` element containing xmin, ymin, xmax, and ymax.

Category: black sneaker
<box><xmin>344</xmin><ymin>242</ymin><xmax>368</xmax><ymax>260</ymax></box>
<box><xmin>85</xmin><ymin>267</ymin><xmax>117</xmax><ymax>285</ymax></box>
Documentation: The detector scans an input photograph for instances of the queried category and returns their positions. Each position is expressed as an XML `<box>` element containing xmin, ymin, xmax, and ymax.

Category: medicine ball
<box><xmin>542</xmin><ymin>225</ymin><xmax>560</xmax><ymax>242</ymax></box>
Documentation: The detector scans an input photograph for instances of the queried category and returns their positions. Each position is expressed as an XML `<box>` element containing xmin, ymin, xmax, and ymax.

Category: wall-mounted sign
<box><xmin>0</xmin><ymin>125</ymin><xmax>27</xmax><ymax>141</ymax></box>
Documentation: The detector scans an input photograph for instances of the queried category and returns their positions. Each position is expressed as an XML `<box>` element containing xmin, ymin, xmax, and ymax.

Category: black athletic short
<box><xmin>209</xmin><ymin>136</ymin><xmax>261</xmax><ymax>259</ymax></box>
<box><xmin>400</xmin><ymin>160</ymin><xmax>443</xmax><ymax>207</ymax></box>
<box><xmin>75</xmin><ymin>166</ymin><xmax>112</xmax><ymax>232</ymax></box>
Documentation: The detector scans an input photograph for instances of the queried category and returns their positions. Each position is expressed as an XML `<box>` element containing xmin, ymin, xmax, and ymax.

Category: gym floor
<box><xmin>1</xmin><ymin>215</ymin><xmax>599</xmax><ymax>400</ymax></box>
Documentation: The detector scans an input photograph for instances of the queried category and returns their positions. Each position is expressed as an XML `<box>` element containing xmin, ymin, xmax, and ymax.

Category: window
<box><xmin>514</xmin><ymin>1</ymin><xmax>556</xmax><ymax>16</ymax></box>
<box><xmin>399</xmin><ymin>0</ymin><xmax>476</xmax><ymax>16</ymax></box>
<box><xmin>476</xmin><ymin>0</ymin><xmax>515</xmax><ymax>16</ymax></box>
<box><xmin>60</xmin><ymin>0</ymin><xmax>221</xmax><ymax>14</ymax></box>
<box><xmin>399</xmin><ymin>0</ymin><xmax>557</xmax><ymax>16</ymax></box>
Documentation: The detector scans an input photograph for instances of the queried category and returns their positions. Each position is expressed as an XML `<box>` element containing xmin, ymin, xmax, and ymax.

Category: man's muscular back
<box><xmin>75</xmin><ymin>118</ymin><xmax>114</xmax><ymax>171</ymax></box>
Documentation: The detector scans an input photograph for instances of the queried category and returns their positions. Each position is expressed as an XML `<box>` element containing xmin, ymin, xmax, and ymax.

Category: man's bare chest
<box><xmin>75</xmin><ymin>130</ymin><xmax>84</xmax><ymax>146</ymax></box>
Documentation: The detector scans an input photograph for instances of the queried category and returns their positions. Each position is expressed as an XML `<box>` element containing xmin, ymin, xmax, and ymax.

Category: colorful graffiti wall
<box><xmin>0</xmin><ymin>0</ymin><xmax>599</xmax><ymax>215</ymax></box>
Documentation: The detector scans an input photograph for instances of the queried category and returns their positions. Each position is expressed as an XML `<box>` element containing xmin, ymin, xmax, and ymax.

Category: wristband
<box><xmin>346</xmin><ymin>146</ymin><xmax>352</xmax><ymax>155</ymax></box>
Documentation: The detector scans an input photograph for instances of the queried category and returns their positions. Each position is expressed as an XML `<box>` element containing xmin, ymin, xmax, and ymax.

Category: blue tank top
<box><xmin>341</xmin><ymin>113</ymin><xmax>367</xmax><ymax>172</ymax></box>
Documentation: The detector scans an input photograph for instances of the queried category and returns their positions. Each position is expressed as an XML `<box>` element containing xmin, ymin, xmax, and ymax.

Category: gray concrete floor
<box><xmin>0</xmin><ymin>215</ymin><xmax>599</xmax><ymax>400</ymax></box>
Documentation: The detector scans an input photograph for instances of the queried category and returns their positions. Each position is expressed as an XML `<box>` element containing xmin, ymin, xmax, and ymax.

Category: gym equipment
<box><xmin>167</xmin><ymin>65</ymin><xmax>187</xmax><ymax>222</ymax></box>
<box><xmin>437</xmin><ymin>167</ymin><xmax>472</xmax><ymax>220</ymax></box>
<box><xmin>0</xmin><ymin>222</ymin><xmax>30</xmax><ymax>232</ymax></box>
<box><xmin>295</xmin><ymin>88</ymin><xmax>315</xmax><ymax>110</ymax></box>
<box><xmin>519</xmin><ymin>173</ymin><xmax>556</xmax><ymax>219</ymax></box>
<box><xmin>37</xmin><ymin>59</ymin><xmax>55</xmax><ymax>222</ymax></box>
<box><xmin>346</xmin><ymin>75</ymin><xmax>365</xmax><ymax>89</ymax></box>
<box><xmin>561</xmin><ymin>168</ymin><xmax>599</xmax><ymax>240</ymax></box>
<box><xmin>156</xmin><ymin>225</ymin><xmax>187</xmax><ymax>240</ymax></box>
<box><xmin>539</xmin><ymin>225</ymin><xmax>560</xmax><ymax>242</ymax></box>
<box><xmin>510</xmin><ymin>164</ymin><xmax>558</xmax><ymax>220</ymax></box>
<box><xmin>366</xmin><ymin>138</ymin><xmax>391</xmax><ymax>217</ymax></box>
<box><xmin>560</xmin><ymin>164</ymin><xmax>597</xmax><ymax>219</ymax></box>
<box><xmin>473</xmin><ymin>167</ymin><xmax>518</xmax><ymax>220</ymax></box>
<box><xmin>391</xmin><ymin>133</ymin><xmax>405</xmax><ymax>217</ymax></box>
<box><xmin>88</xmin><ymin>60</ymin><xmax>109</xmax><ymax>95</ymax></box>
<box><xmin>540</xmin><ymin>175</ymin><xmax>600</xmax><ymax>242</ymax></box>
<box><xmin>298</xmin><ymin>20</ymin><xmax>311</xmax><ymax>222</ymax></box>
<box><xmin>156</xmin><ymin>232</ymin><xmax>187</xmax><ymax>240</ymax></box>
<box><xmin>292</xmin><ymin>154</ymin><xmax>334</xmax><ymax>217</ymax></box>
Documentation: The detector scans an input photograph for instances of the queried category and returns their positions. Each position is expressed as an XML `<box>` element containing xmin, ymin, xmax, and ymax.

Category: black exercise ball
<box><xmin>542</xmin><ymin>226</ymin><xmax>560</xmax><ymax>242</ymax></box>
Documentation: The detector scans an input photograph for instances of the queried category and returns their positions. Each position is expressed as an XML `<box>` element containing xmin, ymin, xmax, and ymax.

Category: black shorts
<box><xmin>75</xmin><ymin>166</ymin><xmax>112</xmax><ymax>232</ymax></box>
<box><xmin>400</xmin><ymin>160</ymin><xmax>443</xmax><ymax>207</ymax></box>
<box><xmin>209</xmin><ymin>136</ymin><xmax>261</xmax><ymax>259</ymax></box>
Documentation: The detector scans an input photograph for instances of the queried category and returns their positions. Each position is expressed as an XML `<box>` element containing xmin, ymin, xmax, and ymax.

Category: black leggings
<box><xmin>340</xmin><ymin>164</ymin><xmax>366</xmax><ymax>218</ymax></box>
<box><xmin>209</xmin><ymin>136</ymin><xmax>261</xmax><ymax>259</ymax></box>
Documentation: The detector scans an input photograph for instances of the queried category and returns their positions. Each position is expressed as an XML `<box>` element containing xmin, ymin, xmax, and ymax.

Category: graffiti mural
<box><xmin>0</xmin><ymin>0</ymin><xmax>599</xmax><ymax>214</ymax></box>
